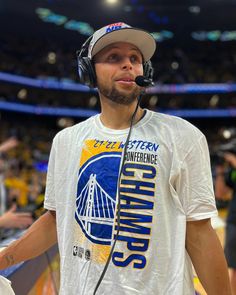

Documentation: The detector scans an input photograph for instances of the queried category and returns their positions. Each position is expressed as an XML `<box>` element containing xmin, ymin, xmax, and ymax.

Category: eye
<box><xmin>130</xmin><ymin>55</ymin><xmax>142</xmax><ymax>64</ymax></box>
<box><xmin>107</xmin><ymin>53</ymin><xmax>120</xmax><ymax>62</ymax></box>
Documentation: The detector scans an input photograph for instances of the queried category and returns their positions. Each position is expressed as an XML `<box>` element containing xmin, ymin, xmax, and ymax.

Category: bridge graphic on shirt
<box><xmin>76</xmin><ymin>174</ymin><xmax>116</xmax><ymax>242</ymax></box>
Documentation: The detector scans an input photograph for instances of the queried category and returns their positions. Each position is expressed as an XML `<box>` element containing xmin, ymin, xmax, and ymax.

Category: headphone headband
<box><xmin>77</xmin><ymin>36</ymin><xmax>93</xmax><ymax>58</ymax></box>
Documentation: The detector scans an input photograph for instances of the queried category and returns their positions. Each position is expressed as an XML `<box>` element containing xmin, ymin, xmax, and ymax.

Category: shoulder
<box><xmin>151</xmin><ymin>111</ymin><xmax>203</xmax><ymax>138</ymax></box>
<box><xmin>147</xmin><ymin>110</ymin><xmax>207</xmax><ymax>154</ymax></box>
<box><xmin>52</xmin><ymin>115</ymin><xmax>97</xmax><ymax>146</ymax></box>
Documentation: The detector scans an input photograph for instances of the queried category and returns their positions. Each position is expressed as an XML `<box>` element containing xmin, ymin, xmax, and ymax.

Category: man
<box><xmin>215</xmin><ymin>151</ymin><xmax>236</xmax><ymax>294</ymax></box>
<box><xmin>0</xmin><ymin>22</ymin><xmax>231</xmax><ymax>294</ymax></box>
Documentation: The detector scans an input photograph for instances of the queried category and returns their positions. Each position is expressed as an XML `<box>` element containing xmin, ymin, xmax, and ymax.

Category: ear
<box><xmin>77</xmin><ymin>56</ymin><xmax>97</xmax><ymax>88</ymax></box>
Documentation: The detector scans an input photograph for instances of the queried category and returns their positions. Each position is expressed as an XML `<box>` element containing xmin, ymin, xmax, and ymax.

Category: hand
<box><xmin>224</xmin><ymin>152</ymin><xmax>236</xmax><ymax>168</ymax></box>
<box><xmin>0</xmin><ymin>204</ymin><xmax>33</xmax><ymax>229</ymax></box>
<box><xmin>0</xmin><ymin>137</ymin><xmax>19</xmax><ymax>153</ymax></box>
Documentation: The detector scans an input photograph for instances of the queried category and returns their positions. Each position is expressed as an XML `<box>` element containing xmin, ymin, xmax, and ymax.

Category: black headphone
<box><xmin>77</xmin><ymin>36</ymin><xmax>154</xmax><ymax>88</ymax></box>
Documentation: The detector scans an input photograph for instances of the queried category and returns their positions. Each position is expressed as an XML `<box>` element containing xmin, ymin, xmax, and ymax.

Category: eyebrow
<box><xmin>93</xmin><ymin>45</ymin><xmax>143</xmax><ymax>62</ymax></box>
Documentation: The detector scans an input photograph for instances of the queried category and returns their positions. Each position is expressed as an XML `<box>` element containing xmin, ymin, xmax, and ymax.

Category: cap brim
<box><xmin>90</xmin><ymin>28</ymin><xmax>156</xmax><ymax>62</ymax></box>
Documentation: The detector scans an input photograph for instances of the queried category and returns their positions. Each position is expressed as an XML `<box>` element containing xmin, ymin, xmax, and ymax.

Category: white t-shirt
<box><xmin>44</xmin><ymin>110</ymin><xmax>217</xmax><ymax>295</ymax></box>
<box><xmin>0</xmin><ymin>276</ymin><xmax>15</xmax><ymax>295</ymax></box>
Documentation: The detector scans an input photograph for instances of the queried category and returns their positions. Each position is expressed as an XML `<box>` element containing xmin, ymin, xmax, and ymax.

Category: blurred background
<box><xmin>0</xmin><ymin>0</ymin><xmax>236</xmax><ymax>294</ymax></box>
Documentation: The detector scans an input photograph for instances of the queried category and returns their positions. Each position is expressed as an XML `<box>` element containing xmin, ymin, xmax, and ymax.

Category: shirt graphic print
<box><xmin>73</xmin><ymin>138</ymin><xmax>158</xmax><ymax>268</ymax></box>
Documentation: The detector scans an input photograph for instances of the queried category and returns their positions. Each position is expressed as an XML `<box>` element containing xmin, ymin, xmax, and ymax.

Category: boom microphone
<box><xmin>135</xmin><ymin>75</ymin><xmax>154</xmax><ymax>87</ymax></box>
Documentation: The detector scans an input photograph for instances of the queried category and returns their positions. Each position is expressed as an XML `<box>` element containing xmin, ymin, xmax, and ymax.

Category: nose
<box><xmin>121</xmin><ymin>57</ymin><xmax>132</xmax><ymax>70</ymax></box>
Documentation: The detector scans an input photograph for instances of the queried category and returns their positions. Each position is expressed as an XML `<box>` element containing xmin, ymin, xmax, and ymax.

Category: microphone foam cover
<box><xmin>135</xmin><ymin>76</ymin><xmax>152</xmax><ymax>87</ymax></box>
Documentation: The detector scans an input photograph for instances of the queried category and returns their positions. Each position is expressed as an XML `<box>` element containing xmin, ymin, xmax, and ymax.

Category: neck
<box><xmin>99</xmin><ymin>97</ymin><xmax>145</xmax><ymax>130</ymax></box>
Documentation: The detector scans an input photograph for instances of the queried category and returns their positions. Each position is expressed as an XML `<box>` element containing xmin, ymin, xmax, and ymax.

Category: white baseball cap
<box><xmin>88</xmin><ymin>22</ymin><xmax>156</xmax><ymax>62</ymax></box>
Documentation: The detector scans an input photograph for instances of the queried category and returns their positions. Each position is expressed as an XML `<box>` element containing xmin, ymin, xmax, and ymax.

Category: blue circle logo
<box><xmin>75</xmin><ymin>152</ymin><xmax>121</xmax><ymax>245</ymax></box>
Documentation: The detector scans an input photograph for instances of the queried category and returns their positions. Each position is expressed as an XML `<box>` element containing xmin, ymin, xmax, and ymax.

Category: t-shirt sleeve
<box><xmin>44</xmin><ymin>137</ymin><xmax>57</xmax><ymax>211</ymax></box>
<box><xmin>176</xmin><ymin>134</ymin><xmax>218</xmax><ymax>221</ymax></box>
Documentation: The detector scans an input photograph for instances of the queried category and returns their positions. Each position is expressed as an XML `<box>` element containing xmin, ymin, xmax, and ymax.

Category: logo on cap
<box><xmin>105</xmin><ymin>22</ymin><xmax>128</xmax><ymax>33</ymax></box>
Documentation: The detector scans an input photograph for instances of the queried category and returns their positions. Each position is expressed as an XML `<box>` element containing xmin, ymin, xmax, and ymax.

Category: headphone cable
<box><xmin>93</xmin><ymin>97</ymin><xmax>142</xmax><ymax>295</ymax></box>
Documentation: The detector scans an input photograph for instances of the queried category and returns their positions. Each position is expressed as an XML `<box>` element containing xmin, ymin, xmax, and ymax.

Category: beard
<box><xmin>98</xmin><ymin>82</ymin><xmax>141</xmax><ymax>106</ymax></box>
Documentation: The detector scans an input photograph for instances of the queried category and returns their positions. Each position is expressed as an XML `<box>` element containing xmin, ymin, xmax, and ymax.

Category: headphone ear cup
<box><xmin>143</xmin><ymin>60</ymin><xmax>154</xmax><ymax>81</ymax></box>
<box><xmin>77</xmin><ymin>56</ymin><xmax>97</xmax><ymax>88</ymax></box>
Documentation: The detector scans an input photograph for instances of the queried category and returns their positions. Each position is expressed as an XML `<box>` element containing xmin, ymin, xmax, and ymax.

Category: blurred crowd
<box><xmin>1</xmin><ymin>37</ymin><xmax>236</xmax><ymax>114</ymax></box>
<box><xmin>0</xmin><ymin>37</ymin><xmax>236</xmax><ymax>84</ymax></box>
<box><xmin>155</xmin><ymin>43</ymin><xmax>236</xmax><ymax>84</ymax></box>
<box><xmin>0</xmin><ymin>118</ymin><xmax>58</xmax><ymax>239</ymax></box>
<box><xmin>1</xmin><ymin>81</ymin><xmax>236</xmax><ymax>112</ymax></box>
<box><xmin>0</xmin><ymin>37</ymin><xmax>77</xmax><ymax>81</ymax></box>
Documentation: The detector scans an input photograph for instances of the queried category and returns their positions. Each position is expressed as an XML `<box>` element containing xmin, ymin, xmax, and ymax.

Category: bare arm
<box><xmin>0</xmin><ymin>210</ymin><xmax>57</xmax><ymax>270</ymax></box>
<box><xmin>186</xmin><ymin>218</ymin><xmax>231</xmax><ymax>295</ymax></box>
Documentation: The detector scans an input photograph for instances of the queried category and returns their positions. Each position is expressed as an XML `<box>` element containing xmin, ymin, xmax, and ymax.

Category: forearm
<box><xmin>186</xmin><ymin>219</ymin><xmax>231</xmax><ymax>295</ymax></box>
<box><xmin>0</xmin><ymin>211</ymin><xmax>57</xmax><ymax>270</ymax></box>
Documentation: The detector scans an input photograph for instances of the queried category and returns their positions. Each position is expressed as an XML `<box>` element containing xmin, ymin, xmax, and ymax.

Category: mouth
<box><xmin>116</xmin><ymin>77</ymin><xmax>135</xmax><ymax>85</ymax></box>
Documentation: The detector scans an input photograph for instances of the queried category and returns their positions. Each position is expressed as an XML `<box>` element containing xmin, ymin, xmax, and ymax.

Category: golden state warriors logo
<box><xmin>75</xmin><ymin>139</ymin><xmax>122</xmax><ymax>245</ymax></box>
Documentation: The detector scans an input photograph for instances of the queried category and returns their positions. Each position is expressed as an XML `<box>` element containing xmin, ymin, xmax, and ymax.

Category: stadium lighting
<box><xmin>189</xmin><ymin>6</ymin><xmax>200</xmax><ymax>14</ymax></box>
<box><xmin>223</xmin><ymin>129</ymin><xmax>232</xmax><ymax>139</ymax></box>
<box><xmin>17</xmin><ymin>89</ymin><xmax>27</xmax><ymax>100</ymax></box>
<box><xmin>47</xmin><ymin>52</ymin><xmax>56</xmax><ymax>64</ymax></box>
<box><xmin>105</xmin><ymin>0</ymin><xmax>119</xmax><ymax>5</ymax></box>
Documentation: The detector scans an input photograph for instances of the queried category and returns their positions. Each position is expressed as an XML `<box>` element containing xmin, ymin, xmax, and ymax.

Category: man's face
<box><xmin>94</xmin><ymin>42</ymin><xmax>143</xmax><ymax>105</ymax></box>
